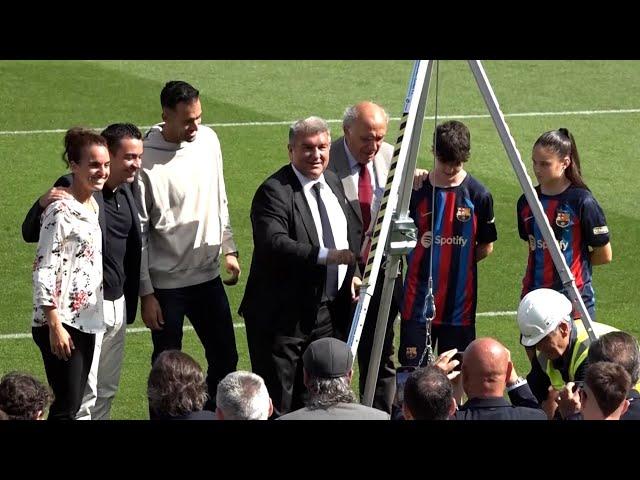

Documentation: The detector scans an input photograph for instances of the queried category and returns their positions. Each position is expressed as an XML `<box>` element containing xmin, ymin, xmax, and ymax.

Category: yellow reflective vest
<box><xmin>537</xmin><ymin>320</ymin><xmax>618</xmax><ymax>390</ymax></box>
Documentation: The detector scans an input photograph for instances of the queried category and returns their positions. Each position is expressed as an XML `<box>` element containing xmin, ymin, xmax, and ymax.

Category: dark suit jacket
<box><xmin>328</xmin><ymin>134</ymin><xmax>403</xmax><ymax>315</ymax></box>
<box><xmin>22</xmin><ymin>174</ymin><xmax>141</xmax><ymax>324</ymax></box>
<box><xmin>507</xmin><ymin>383</ymin><xmax>542</xmax><ymax>409</ymax></box>
<box><xmin>239</xmin><ymin>165</ymin><xmax>360</xmax><ymax>336</ymax></box>
<box><xmin>328</xmin><ymin>137</ymin><xmax>393</xmax><ymax>249</ymax></box>
<box><xmin>453</xmin><ymin>397</ymin><xmax>547</xmax><ymax>420</ymax></box>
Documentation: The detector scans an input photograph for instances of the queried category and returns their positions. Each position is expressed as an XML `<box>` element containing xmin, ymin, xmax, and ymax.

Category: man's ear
<box><xmin>620</xmin><ymin>399</ymin><xmax>630</xmax><ymax>417</ymax></box>
<box><xmin>215</xmin><ymin>407</ymin><xmax>224</xmax><ymax>420</ymax></box>
<box><xmin>268</xmin><ymin>398</ymin><xmax>274</xmax><ymax>418</ymax></box>
<box><xmin>449</xmin><ymin>397</ymin><xmax>457</xmax><ymax>417</ymax></box>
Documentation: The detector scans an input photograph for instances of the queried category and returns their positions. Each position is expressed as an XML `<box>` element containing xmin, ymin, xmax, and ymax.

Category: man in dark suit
<box><xmin>239</xmin><ymin>116</ymin><xmax>361</xmax><ymax>417</ymax></box>
<box><xmin>328</xmin><ymin>101</ymin><xmax>400</xmax><ymax>414</ymax></box>
<box><xmin>453</xmin><ymin>337</ymin><xmax>546</xmax><ymax>420</ymax></box>
<box><xmin>22</xmin><ymin>123</ymin><xmax>142</xmax><ymax>420</ymax></box>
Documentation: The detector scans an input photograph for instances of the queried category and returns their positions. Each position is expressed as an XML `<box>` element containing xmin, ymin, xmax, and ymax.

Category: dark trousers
<box><xmin>151</xmin><ymin>277</ymin><xmax>238</xmax><ymax>410</ymax></box>
<box><xmin>354</xmin><ymin>267</ymin><xmax>401</xmax><ymax>414</ymax></box>
<box><xmin>32</xmin><ymin>324</ymin><xmax>95</xmax><ymax>420</ymax></box>
<box><xmin>399</xmin><ymin>321</ymin><xmax>476</xmax><ymax>366</ymax></box>
<box><xmin>245</xmin><ymin>302</ymin><xmax>335</xmax><ymax>418</ymax></box>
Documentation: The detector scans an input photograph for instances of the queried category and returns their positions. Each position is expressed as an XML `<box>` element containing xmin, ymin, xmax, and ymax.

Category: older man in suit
<box><xmin>328</xmin><ymin>101</ymin><xmax>401</xmax><ymax>414</ymax></box>
<box><xmin>239</xmin><ymin>116</ymin><xmax>361</xmax><ymax>417</ymax></box>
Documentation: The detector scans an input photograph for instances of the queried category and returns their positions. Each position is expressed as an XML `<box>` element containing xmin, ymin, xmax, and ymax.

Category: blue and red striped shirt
<box><xmin>402</xmin><ymin>174</ymin><xmax>497</xmax><ymax>327</ymax></box>
<box><xmin>517</xmin><ymin>185</ymin><xmax>609</xmax><ymax>313</ymax></box>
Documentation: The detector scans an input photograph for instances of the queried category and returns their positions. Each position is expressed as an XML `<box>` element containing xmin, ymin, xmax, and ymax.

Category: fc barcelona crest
<box><xmin>405</xmin><ymin>347</ymin><xmax>418</xmax><ymax>360</ymax></box>
<box><xmin>556</xmin><ymin>211</ymin><xmax>571</xmax><ymax>228</ymax></box>
<box><xmin>456</xmin><ymin>206</ymin><xmax>471</xmax><ymax>222</ymax></box>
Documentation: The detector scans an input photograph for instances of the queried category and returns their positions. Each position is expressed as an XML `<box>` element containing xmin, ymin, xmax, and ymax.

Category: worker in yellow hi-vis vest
<box><xmin>516</xmin><ymin>288</ymin><xmax>617</xmax><ymax>419</ymax></box>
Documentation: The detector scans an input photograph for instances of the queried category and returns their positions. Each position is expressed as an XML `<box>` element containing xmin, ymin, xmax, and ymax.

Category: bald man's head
<box><xmin>342</xmin><ymin>101</ymin><xmax>389</xmax><ymax>165</ymax></box>
<box><xmin>462</xmin><ymin>337</ymin><xmax>512</xmax><ymax>398</ymax></box>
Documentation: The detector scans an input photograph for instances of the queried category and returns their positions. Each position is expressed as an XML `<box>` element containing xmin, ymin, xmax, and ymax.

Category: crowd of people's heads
<box><xmin>392</xmin><ymin>287</ymin><xmax>639</xmax><ymax>422</ymax></box>
<box><xmin>5</xmin><ymin>286</ymin><xmax>637</xmax><ymax>421</ymax></box>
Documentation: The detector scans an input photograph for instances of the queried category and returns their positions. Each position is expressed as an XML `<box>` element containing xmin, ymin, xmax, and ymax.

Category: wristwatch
<box><xmin>226</xmin><ymin>251</ymin><xmax>239</xmax><ymax>258</ymax></box>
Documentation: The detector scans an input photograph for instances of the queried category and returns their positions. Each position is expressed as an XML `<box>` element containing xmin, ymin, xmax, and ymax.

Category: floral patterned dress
<box><xmin>32</xmin><ymin>198</ymin><xmax>105</xmax><ymax>333</ymax></box>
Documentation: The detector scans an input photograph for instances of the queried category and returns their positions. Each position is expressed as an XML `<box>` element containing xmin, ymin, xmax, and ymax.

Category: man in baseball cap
<box><xmin>278</xmin><ymin>338</ymin><xmax>389</xmax><ymax>420</ymax></box>
<box><xmin>516</xmin><ymin>288</ymin><xmax>618</xmax><ymax>418</ymax></box>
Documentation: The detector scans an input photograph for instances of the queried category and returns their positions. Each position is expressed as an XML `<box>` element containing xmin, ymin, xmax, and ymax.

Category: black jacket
<box><xmin>239</xmin><ymin>165</ymin><xmax>360</xmax><ymax>336</ymax></box>
<box><xmin>454</xmin><ymin>397</ymin><xmax>547</xmax><ymax>420</ymax></box>
<box><xmin>22</xmin><ymin>174</ymin><xmax>141</xmax><ymax>324</ymax></box>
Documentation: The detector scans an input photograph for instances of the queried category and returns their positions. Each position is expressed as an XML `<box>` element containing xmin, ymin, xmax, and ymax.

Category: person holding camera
<box><xmin>517</xmin><ymin>288</ymin><xmax>618</xmax><ymax>419</ymax></box>
<box><xmin>452</xmin><ymin>337</ymin><xmax>546</xmax><ymax>420</ymax></box>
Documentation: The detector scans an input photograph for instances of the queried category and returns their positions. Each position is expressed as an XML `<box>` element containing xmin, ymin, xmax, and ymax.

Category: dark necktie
<box><xmin>312</xmin><ymin>182</ymin><xmax>338</xmax><ymax>301</ymax></box>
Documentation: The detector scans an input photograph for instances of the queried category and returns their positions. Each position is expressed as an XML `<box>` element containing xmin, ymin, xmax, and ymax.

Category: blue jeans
<box><xmin>151</xmin><ymin>277</ymin><xmax>238</xmax><ymax>409</ymax></box>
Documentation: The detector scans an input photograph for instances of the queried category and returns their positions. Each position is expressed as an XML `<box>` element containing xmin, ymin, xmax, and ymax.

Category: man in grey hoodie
<box><xmin>135</xmin><ymin>81</ymin><xmax>240</xmax><ymax>410</ymax></box>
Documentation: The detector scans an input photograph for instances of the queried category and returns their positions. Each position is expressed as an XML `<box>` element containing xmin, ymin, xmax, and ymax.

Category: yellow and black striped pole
<box><xmin>346</xmin><ymin>60</ymin><xmax>434</xmax><ymax>406</ymax></box>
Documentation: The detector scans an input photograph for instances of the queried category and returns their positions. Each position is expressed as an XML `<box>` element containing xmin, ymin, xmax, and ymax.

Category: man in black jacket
<box><xmin>239</xmin><ymin>116</ymin><xmax>361</xmax><ymax>417</ymax></box>
<box><xmin>453</xmin><ymin>337</ymin><xmax>546</xmax><ymax>420</ymax></box>
<box><xmin>22</xmin><ymin>123</ymin><xmax>142</xmax><ymax>420</ymax></box>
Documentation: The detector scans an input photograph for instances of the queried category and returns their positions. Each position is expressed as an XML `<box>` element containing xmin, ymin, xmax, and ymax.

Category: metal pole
<box><xmin>347</xmin><ymin>60</ymin><xmax>434</xmax><ymax>406</ymax></box>
<box><xmin>467</xmin><ymin>60</ymin><xmax>596</xmax><ymax>341</ymax></box>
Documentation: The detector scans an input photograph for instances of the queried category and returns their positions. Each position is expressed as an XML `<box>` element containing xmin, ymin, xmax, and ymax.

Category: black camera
<box><xmin>452</xmin><ymin>351</ymin><xmax>464</xmax><ymax>371</ymax></box>
<box><xmin>394</xmin><ymin>366</ymin><xmax>416</xmax><ymax>407</ymax></box>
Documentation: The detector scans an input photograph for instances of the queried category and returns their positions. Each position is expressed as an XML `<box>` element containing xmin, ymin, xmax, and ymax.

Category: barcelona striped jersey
<box><xmin>517</xmin><ymin>185</ymin><xmax>609</xmax><ymax>313</ymax></box>
<box><xmin>402</xmin><ymin>174</ymin><xmax>497</xmax><ymax>327</ymax></box>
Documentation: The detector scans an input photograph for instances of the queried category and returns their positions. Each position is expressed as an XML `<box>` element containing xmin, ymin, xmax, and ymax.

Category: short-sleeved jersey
<box><xmin>402</xmin><ymin>174</ymin><xmax>497</xmax><ymax>327</ymax></box>
<box><xmin>517</xmin><ymin>185</ymin><xmax>609</xmax><ymax>311</ymax></box>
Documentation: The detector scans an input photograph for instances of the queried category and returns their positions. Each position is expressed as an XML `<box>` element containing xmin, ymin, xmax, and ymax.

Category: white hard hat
<box><xmin>517</xmin><ymin>288</ymin><xmax>572</xmax><ymax>347</ymax></box>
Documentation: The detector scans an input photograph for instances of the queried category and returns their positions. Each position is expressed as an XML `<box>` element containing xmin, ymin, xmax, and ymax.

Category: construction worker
<box><xmin>516</xmin><ymin>288</ymin><xmax>617</xmax><ymax>418</ymax></box>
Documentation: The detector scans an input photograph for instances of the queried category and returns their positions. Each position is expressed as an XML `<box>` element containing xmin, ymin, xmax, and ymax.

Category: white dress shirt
<box><xmin>291</xmin><ymin>165</ymin><xmax>349</xmax><ymax>290</ymax></box>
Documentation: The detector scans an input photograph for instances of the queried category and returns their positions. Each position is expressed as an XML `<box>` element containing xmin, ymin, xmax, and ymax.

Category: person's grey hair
<box><xmin>305</xmin><ymin>375</ymin><xmax>356</xmax><ymax>409</ymax></box>
<box><xmin>342</xmin><ymin>103</ymin><xmax>389</xmax><ymax>130</ymax></box>
<box><xmin>216</xmin><ymin>371</ymin><xmax>271</xmax><ymax>420</ymax></box>
<box><xmin>288</xmin><ymin>116</ymin><xmax>330</xmax><ymax>146</ymax></box>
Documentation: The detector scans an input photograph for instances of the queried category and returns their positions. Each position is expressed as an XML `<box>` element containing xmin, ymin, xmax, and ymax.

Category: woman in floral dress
<box><xmin>32</xmin><ymin>128</ymin><xmax>110</xmax><ymax>420</ymax></box>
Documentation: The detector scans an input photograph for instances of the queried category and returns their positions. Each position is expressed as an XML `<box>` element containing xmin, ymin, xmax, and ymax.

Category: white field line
<box><xmin>0</xmin><ymin>311</ymin><xmax>518</xmax><ymax>340</ymax></box>
<box><xmin>1</xmin><ymin>109</ymin><xmax>639</xmax><ymax>136</ymax></box>
<box><xmin>0</xmin><ymin>324</ymin><xmax>232</xmax><ymax>340</ymax></box>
